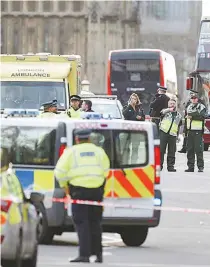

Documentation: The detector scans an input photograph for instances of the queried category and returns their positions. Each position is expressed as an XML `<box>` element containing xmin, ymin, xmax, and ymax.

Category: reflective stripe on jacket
<box><xmin>54</xmin><ymin>143</ymin><xmax>110</xmax><ymax>189</ymax></box>
<box><xmin>186</xmin><ymin>119</ymin><xmax>203</xmax><ymax>130</ymax></box>
<box><xmin>159</xmin><ymin>111</ymin><xmax>182</xmax><ymax>136</ymax></box>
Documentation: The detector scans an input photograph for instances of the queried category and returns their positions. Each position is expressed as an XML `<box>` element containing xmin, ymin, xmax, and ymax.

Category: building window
<box><xmin>11</xmin><ymin>1</ymin><xmax>22</xmax><ymax>12</ymax></box>
<box><xmin>42</xmin><ymin>1</ymin><xmax>53</xmax><ymax>12</ymax></box>
<box><xmin>58</xmin><ymin>1</ymin><xmax>67</xmax><ymax>12</ymax></box>
<box><xmin>72</xmin><ymin>1</ymin><xmax>84</xmax><ymax>12</ymax></box>
<box><xmin>27</xmin><ymin>1</ymin><xmax>37</xmax><ymax>12</ymax></box>
<box><xmin>1</xmin><ymin>1</ymin><xmax>8</xmax><ymax>12</ymax></box>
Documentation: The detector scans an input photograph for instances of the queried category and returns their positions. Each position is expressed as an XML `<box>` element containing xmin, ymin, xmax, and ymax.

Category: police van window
<box><xmin>0</xmin><ymin>81</ymin><xmax>66</xmax><ymax>110</ymax></box>
<box><xmin>1</xmin><ymin>126</ymin><xmax>56</xmax><ymax>166</ymax></box>
<box><xmin>73</xmin><ymin>130</ymin><xmax>112</xmax><ymax>162</ymax></box>
<box><xmin>113</xmin><ymin>130</ymin><xmax>148</xmax><ymax>167</ymax></box>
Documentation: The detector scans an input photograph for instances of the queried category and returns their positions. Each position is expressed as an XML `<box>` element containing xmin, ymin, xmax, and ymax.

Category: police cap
<box><xmin>190</xmin><ymin>93</ymin><xmax>198</xmax><ymax>99</ymax></box>
<box><xmin>70</xmin><ymin>95</ymin><xmax>81</xmax><ymax>101</ymax></box>
<box><xmin>41</xmin><ymin>99</ymin><xmax>57</xmax><ymax>109</ymax></box>
<box><xmin>158</xmin><ymin>86</ymin><xmax>167</xmax><ymax>91</ymax></box>
<box><xmin>74</xmin><ymin>129</ymin><xmax>92</xmax><ymax>139</ymax></box>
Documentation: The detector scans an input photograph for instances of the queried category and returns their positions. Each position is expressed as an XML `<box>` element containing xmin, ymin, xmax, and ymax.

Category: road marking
<box><xmin>107</xmin><ymin>264</ymin><xmax>210</xmax><ymax>267</ymax></box>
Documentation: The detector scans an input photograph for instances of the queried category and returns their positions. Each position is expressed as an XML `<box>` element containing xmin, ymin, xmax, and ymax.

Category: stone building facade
<box><xmin>138</xmin><ymin>0</ymin><xmax>202</xmax><ymax>106</ymax></box>
<box><xmin>1</xmin><ymin>0</ymin><xmax>140</xmax><ymax>93</ymax></box>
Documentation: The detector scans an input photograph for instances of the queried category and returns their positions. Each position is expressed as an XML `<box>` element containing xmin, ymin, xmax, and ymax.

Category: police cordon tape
<box><xmin>51</xmin><ymin>196</ymin><xmax>210</xmax><ymax>215</ymax></box>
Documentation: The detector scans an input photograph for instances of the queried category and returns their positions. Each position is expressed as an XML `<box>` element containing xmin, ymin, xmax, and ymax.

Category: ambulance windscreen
<box><xmin>1</xmin><ymin>81</ymin><xmax>66</xmax><ymax>110</ymax></box>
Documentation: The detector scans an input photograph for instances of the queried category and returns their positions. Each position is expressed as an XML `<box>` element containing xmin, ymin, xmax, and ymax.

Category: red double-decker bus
<box><xmin>107</xmin><ymin>49</ymin><xmax>177</xmax><ymax>114</ymax></box>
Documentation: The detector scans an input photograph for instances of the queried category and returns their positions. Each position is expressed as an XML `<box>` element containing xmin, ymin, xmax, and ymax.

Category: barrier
<box><xmin>51</xmin><ymin>196</ymin><xmax>210</xmax><ymax>215</ymax></box>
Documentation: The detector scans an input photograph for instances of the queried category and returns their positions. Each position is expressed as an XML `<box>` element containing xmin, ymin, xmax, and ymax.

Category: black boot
<box><xmin>198</xmin><ymin>168</ymin><xmax>204</xmax><ymax>172</ymax></box>
<box><xmin>69</xmin><ymin>256</ymin><xmax>90</xmax><ymax>263</ymax></box>
<box><xmin>95</xmin><ymin>254</ymin><xmax>103</xmax><ymax>263</ymax></box>
<box><xmin>185</xmin><ymin>168</ymin><xmax>194</xmax><ymax>172</ymax></box>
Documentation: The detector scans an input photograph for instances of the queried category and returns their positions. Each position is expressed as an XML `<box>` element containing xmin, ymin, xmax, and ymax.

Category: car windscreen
<box><xmin>1</xmin><ymin>125</ymin><xmax>57</xmax><ymax>166</ymax></box>
<box><xmin>72</xmin><ymin>129</ymin><xmax>148</xmax><ymax>167</ymax></box>
<box><xmin>91</xmin><ymin>102</ymin><xmax>122</xmax><ymax>119</ymax></box>
<box><xmin>1</xmin><ymin>81</ymin><xmax>66</xmax><ymax>110</ymax></box>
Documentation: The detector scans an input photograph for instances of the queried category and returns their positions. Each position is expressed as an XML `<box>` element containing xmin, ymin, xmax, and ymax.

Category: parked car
<box><xmin>80</xmin><ymin>95</ymin><xmax>123</xmax><ymax>119</ymax></box>
<box><xmin>1</xmin><ymin>155</ymin><xmax>43</xmax><ymax>267</ymax></box>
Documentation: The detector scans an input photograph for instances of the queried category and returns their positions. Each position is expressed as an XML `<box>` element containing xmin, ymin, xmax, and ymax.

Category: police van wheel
<box><xmin>120</xmin><ymin>226</ymin><xmax>148</xmax><ymax>247</ymax></box>
<box><xmin>204</xmin><ymin>144</ymin><xmax>209</xmax><ymax>151</ymax></box>
<box><xmin>35</xmin><ymin>202</ymin><xmax>54</xmax><ymax>244</ymax></box>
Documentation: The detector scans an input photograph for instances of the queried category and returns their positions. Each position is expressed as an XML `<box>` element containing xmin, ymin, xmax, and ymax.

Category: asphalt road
<box><xmin>37</xmin><ymin>145</ymin><xmax>210</xmax><ymax>267</ymax></box>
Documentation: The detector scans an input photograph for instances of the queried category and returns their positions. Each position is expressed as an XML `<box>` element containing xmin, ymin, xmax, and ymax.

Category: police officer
<box><xmin>0</xmin><ymin>147</ymin><xmax>23</xmax><ymax>200</ymax></box>
<box><xmin>185</xmin><ymin>93</ymin><xmax>207</xmax><ymax>172</ymax></box>
<box><xmin>54</xmin><ymin>129</ymin><xmax>110</xmax><ymax>263</ymax></box>
<box><xmin>149</xmin><ymin>86</ymin><xmax>170</xmax><ymax>129</ymax></box>
<box><xmin>38</xmin><ymin>99</ymin><xmax>58</xmax><ymax>118</ymax></box>
<box><xmin>159</xmin><ymin>99</ymin><xmax>182</xmax><ymax>171</ymax></box>
<box><xmin>66</xmin><ymin>95</ymin><xmax>82</xmax><ymax>118</ymax></box>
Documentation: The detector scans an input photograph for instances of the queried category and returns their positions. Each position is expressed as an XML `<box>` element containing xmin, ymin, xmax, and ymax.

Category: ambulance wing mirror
<box><xmin>186</xmin><ymin>77</ymin><xmax>194</xmax><ymax>90</ymax></box>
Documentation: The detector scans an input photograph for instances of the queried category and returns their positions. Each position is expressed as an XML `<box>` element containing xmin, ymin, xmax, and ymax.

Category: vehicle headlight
<box><xmin>204</xmin><ymin>127</ymin><xmax>210</xmax><ymax>134</ymax></box>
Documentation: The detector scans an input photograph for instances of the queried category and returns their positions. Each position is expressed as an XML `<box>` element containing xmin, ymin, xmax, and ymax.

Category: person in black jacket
<box><xmin>122</xmin><ymin>93</ymin><xmax>145</xmax><ymax>121</ymax></box>
<box><xmin>149</xmin><ymin>86</ymin><xmax>170</xmax><ymax>129</ymax></box>
<box><xmin>122</xmin><ymin>93</ymin><xmax>145</xmax><ymax>163</ymax></box>
<box><xmin>81</xmin><ymin>100</ymin><xmax>94</xmax><ymax>112</ymax></box>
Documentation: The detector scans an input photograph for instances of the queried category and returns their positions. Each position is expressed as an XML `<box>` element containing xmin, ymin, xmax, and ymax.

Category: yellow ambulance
<box><xmin>0</xmin><ymin>53</ymin><xmax>82</xmax><ymax>111</ymax></box>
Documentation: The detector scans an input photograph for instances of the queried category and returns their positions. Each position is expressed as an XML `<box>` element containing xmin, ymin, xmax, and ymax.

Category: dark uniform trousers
<box><xmin>151</xmin><ymin>118</ymin><xmax>160</xmax><ymax>131</ymax></box>
<box><xmin>187</xmin><ymin>130</ymin><xmax>204</xmax><ymax>169</ymax></box>
<box><xmin>70</xmin><ymin>184</ymin><xmax>104</xmax><ymax>258</ymax></box>
<box><xmin>160</xmin><ymin>130</ymin><xmax>176</xmax><ymax>169</ymax></box>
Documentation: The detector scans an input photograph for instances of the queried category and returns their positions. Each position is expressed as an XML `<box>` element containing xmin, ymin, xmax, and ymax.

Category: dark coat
<box><xmin>123</xmin><ymin>104</ymin><xmax>145</xmax><ymax>121</ymax></box>
<box><xmin>149</xmin><ymin>94</ymin><xmax>170</xmax><ymax>117</ymax></box>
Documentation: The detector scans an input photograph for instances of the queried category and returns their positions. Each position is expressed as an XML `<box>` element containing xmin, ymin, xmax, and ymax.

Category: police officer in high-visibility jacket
<box><xmin>38</xmin><ymin>99</ymin><xmax>58</xmax><ymax>118</ymax></box>
<box><xmin>0</xmin><ymin>147</ymin><xmax>23</xmax><ymax>200</ymax></box>
<box><xmin>54</xmin><ymin>129</ymin><xmax>110</xmax><ymax>263</ymax></box>
<box><xmin>185</xmin><ymin>93</ymin><xmax>207</xmax><ymax>172</ymax></box>
<box><xmin>66</xmin><ymin>95</ymin><xmax>82</xmax><ymax>118</ymax></box>
<box><xmin>159</xmin><ymin>99</ymin><xmax>182</xmax><ymax>172</ymax></box>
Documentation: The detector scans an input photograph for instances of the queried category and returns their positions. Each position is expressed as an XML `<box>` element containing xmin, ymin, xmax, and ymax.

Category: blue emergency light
<box><xmin>3</xmin><ymin>109</ymin><xmax>40</xmax><ymax>117</ymax></box>
<box><xmin>82</xmin><ymin>112</ymin><xmax>113</xmax><ymax>120</ymax></box>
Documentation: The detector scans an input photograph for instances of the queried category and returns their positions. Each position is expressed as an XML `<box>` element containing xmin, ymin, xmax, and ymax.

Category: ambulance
<box><xmin>0</xmin><ymin>53</ymin><xmax>82</xmax><ymax>111</ymax></box>
<box><xmin>1</xmin><ymin>112</ymin><xmax>162</xmax><ymax>246</ymax></box>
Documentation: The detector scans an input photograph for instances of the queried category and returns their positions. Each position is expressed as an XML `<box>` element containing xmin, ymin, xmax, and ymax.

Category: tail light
<box><xmin>154</xmin><ymin>146</ymin><xmax>161</xmax><ymax>184</ymax></box>
<box><xmin>59</xmin><ymin>144</ymin><xmax>66</xmax><ymax>158</ymax></box>
<box><xmin>1</xmin><ymin>235</ymin><xmax>4</xmax><ymax>243</ymax></box>
<box><xmin>1</xmin><ymin>199</ymin><xmax>12</xmax><ymax>213</ymax></box>
<box><xmin>186</xmin><ymin>77</ymin><xmax>193</xmax><ymax>90</ymax></box>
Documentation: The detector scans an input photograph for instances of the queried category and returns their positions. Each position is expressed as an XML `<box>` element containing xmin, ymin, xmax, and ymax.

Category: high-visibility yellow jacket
<box><xmin>159</xmin><ymin>109</ymin><xmax>182</xmax><ymax>136</ymax></box>
<box><xmin>66</xmin><ymin>107</ymin><xmax>82</xmax><ymax>119</ymax></box>
<box><xmin>37</xmin><ymin>112</ymin><xmax>58</xmax><ymax>118</ymax></box>
<box><xmin>186</xmin><ymin>103</ymin><xmax>206</xmax><ymax>131</ymax></box>
<box><xmin>54</xmin><ymin>143</ymin><xmax>110</xmax><ymax>189</ymax></box>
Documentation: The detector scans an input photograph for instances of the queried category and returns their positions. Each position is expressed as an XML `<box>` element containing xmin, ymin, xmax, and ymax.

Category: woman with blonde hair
<box><xmin>122</xmin><ymin>93</ymin><xmax>145</xmax><ymax>121</ymax></box>
<box><xmin>121</xmin><ymin>93</ymin><xmax>145</xmax><ymax>164</ymax></box>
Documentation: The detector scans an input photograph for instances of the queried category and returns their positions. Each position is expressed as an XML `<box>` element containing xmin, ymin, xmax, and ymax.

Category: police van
<box><xmin>1</xmin><ymin>111</ymin><xmax>162</xmax><ymax>247</ymax></box>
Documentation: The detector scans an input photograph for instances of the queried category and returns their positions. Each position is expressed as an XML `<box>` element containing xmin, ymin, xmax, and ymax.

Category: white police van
<box><xmin>1</xmin><ymin>110</ymin><xmax>161</xmax><ymax>246</ymax></box>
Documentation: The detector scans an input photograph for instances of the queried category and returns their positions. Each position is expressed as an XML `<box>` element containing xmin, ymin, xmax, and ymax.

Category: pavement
<box><xmin>37</xmin><ymin>142</ymin><xmax>210</xmax><ymax>267</ymax></box>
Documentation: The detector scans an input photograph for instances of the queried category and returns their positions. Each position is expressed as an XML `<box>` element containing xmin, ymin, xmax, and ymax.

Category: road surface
<box><xmin>37</xmin><ymin>147</ymin><xmax>210</xmax><ymax>267</ymax></box>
